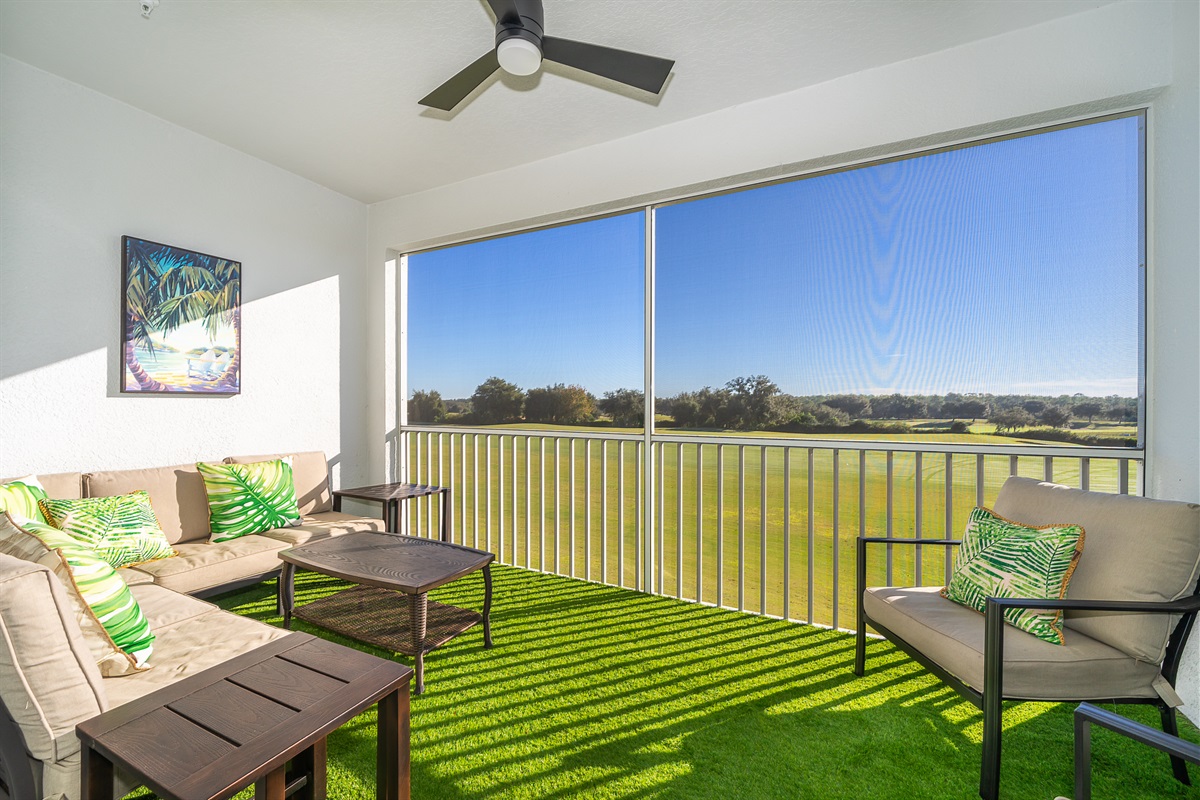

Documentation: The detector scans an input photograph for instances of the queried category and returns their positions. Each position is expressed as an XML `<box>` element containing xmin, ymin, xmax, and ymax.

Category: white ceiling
<box><xmin>0</xmin><ymin>0</ymin><xmax>1112</xmax><ymax>204</ymax></box>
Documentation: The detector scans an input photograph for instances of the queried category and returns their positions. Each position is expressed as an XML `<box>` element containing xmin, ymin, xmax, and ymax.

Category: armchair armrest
<box><xmin>985</xmin><ymin>594</ymin><xmax>1200</xmax><ymax>615</ymax></box>
<box><xmin>858</xmin><ymin>537</ymin><xmax>961</xmax><ymax>547</ymax></box>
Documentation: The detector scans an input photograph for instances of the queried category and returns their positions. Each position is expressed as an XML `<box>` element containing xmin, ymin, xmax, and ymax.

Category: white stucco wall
<box><xmin>0</xmin><ymin>56</ymin><xmax>372</xmax><ymax>488</ymax></box>
<box><xmin>368</xmin><ymin>0</ymin><xmax>1200</xmax><ymax>711</ymax></box>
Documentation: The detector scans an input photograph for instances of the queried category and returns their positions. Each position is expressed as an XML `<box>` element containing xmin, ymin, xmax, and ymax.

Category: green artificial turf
<box><xmin>178</xmin><ymin>567</ymin><xmax>1199</xmax><ymax>799</ymax></box>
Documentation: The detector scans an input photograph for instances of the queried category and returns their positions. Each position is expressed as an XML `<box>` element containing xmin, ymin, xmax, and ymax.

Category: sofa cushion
<box><xmin>103</xmin><ymin>586</ymin><xmax>292</xmax><ymax>708</ymax></box>
<box><xmin>993</xmin><ymin>477</ymin><xmax>1200</xmax><ymax>663</ymax></box>
<box><xmin>864</xmin><ymin>585</ymin><xmax>1161</xmax><ymax>702</ymax></box>
<box><xmin>122</xmin><ymin>534</ymin><xmax>289</xmax><ymax>595</ymax></box>
<box><xmin>0</xmin><ymin>475</ymin><xmax>50</xmax><ymax>523</ymax></box>
<box><xmin>0</xmin><ymin>514</ymin><xmax>154</xmax><ymax>675</ymax></box>
<box><xmin>0</xmin><ymin>553</ymin><xmax>107</xmax><ymax>765</ymax></box>
<box><xmin>258</xmin><ymin>511</ymin><xmax>387</xmax><ymax>546</ymax></box>
<box><xmin>0</xmin><ymin>471</ymin><xmax>83</xmax><ymax>502</ymax></box>
<box><xmin>39</xmin><ymin>491</ymin><xmax>177</xmax><ymax>569</ymax></box>
<box><xmin>226</xmin><ymin>451</ymin><xmax>333</xmax><ymax>515</ymax></box>
<box><xmin>85</xmin><ymin>463</ymin><xmax>213</xmax><ymax>544</ymax></box>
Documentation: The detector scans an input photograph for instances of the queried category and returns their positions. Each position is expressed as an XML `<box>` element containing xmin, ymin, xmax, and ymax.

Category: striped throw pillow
<box><xmin>0</xmin><ymin>512</ymin><xmax>154</xmax><ymax>674</ymax></box>
<box><xmin>40</xmin><ymin>491</ymin><xmax>176</xmax><ymax>569</ymax></box>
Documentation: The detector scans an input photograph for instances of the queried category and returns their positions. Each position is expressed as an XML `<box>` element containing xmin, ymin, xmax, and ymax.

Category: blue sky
<box><xmin>408</xmin><ymin>116</ymin><xmax>1141</xmax><ymax>400</ymax></box>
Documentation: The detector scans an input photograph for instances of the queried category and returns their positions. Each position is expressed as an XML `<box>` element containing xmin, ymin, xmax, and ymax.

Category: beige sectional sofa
<box><xmin>0</xmin><ymin>451</ymin><xmax>387</xmax><ymax>800</ymax></box>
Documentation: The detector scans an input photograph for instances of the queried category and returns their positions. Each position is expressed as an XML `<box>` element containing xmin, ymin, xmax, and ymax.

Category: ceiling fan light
<box><xmin>497</xmin><ymin>37</ymin><xmax>542</xmax><ymax>76</ymax></box>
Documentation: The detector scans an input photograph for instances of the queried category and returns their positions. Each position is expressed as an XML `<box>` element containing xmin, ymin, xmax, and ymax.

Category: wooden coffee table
<box><xmin>77</xmin><ymin>633</ymin><xmax>412</xmax><ymax>800</ymax></box>
<box><xmin>279</xmin><ymin>532</ymin><xmax>494</xmax><ymax>694</ymax></box>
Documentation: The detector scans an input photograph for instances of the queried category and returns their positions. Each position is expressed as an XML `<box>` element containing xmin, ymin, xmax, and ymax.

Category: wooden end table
<box><xmin>77</xmin><ymin>633</ymin><xmax>412</xmax><ymax>800</ymax></box>
<box><xmin>332</xmin><ymin>482</ymin><xmax>450</xmax><ymax>538</ymax></box>
<box><xmin>279</xmin><ymin>532</ymin><xmax>494</xmax><ymax>695</ymax></box>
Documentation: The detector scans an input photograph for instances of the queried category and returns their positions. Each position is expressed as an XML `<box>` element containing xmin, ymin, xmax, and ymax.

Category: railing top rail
<box><xmin>401</xmin><ymin>425</ymin><xmax>1143</xmax><ymax>460</ymax></box>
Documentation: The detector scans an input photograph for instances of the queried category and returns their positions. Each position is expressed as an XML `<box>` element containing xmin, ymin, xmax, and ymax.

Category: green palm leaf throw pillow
<box><xmin>0</xmin><ymin>512</ymin><xmax>154</xmax><ymax>673</ymax></box>
<box><xmin>198</xmin><ymin>457</ymin><xmax>301</xmax><ymax>542</ymax></box>
<box><xmin>942</xmin><ymin>506</ymin><xmax>1085</xmax><ymax>644</ymax></box>
<box><xmin>39</xmin><ymin>491</ymin><xmax>176</xmax><ymax>569</ymax></box>
<box><xmin>0</xmin><ymin>475</ymin><xmax>50</xmax><ymax>524</ymax></box>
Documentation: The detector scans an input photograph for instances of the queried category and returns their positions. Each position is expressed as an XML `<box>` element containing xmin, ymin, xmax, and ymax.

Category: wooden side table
<box><xmin>333</xmin><ymin>482</ymin><xmax>449</xmax><ymax>539</ymax></box>
<box><xmin>77</xmin><ymin>633</ymin><xmax>412</xmax><ymax>800</ymax></box>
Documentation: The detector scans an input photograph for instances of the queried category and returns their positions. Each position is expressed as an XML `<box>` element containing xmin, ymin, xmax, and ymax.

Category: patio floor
<box><xmin>180</xmin><ymin>566</ymin><xmax>1199</xmax><ymax>800</ymax></box>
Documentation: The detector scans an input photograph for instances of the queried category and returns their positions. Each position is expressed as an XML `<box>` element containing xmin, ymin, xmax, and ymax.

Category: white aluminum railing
<box><xmin>398</xmin><ymin>426</ymin><xmax>1143</xmax><ymax>631</ymax></box>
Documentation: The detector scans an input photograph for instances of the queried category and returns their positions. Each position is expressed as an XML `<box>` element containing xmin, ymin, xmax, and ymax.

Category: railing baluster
<box><xmin>886</xmin><ymin>451</ymin><xmax>894</xmax><ymax>585</ymax></box>
<box><xmin>783</xmin><ymin>448</ymin><xmax>791</xmax><ymax>622</ymax></box>
<box><xmin>832</xmin><ymin>448</ymin><xmax>840</xmax><ymax>630</ymax></box>
<box><xmin>427</xmin><ymin>432</ymin><xmax>434</xmax><ymax>532</ymax></box>
<box><xmin>473</xmin><ymin>434</ymin><xmax>480</xmax><ymax>549</ymax></box>
<box><xmin>569</xmin><ymin>439</ymin><xmax>576</xmax><ymax>578</ymax></box>
<box><xmin>438</xmin><ymin>433</ymin><xmax>445</xmax><ymax>536</ymax></box>
<box><xmin>915</xmin><ymin>450</ymin><xmax>923</xmax><ymax>587</ymax></box>
<box><xmin>677</xmin><ymin>442</ymin><xmax>684</xmax><ymax>599</ymax></box>
<box><xmin>1044</xmin><ymin>455</ymin><xmax>1054</xmax><ymax>483</ymax></box>
<box><xmin>1119</xmin><ymin>459</ymin><xmax>1130</xmax><ymax>494</ymax></box>
<box><xmin>619</xmin><ymin>441</ymin><xmax>626</xmax><ymax>588</ymax></box>
<box><xmin>554</xmin><ymin>438</ymin><xmax>561</xmax><ymax>576</ymax></box>
<box><xmin>636</xmin><ymin>441</ymin><xmax>643</xmax><ymax>592</ymax></box>
<box><xmin>414</xmin><ymin>433</ymin><xmax>422</xmax><ymax>536</ymax></box>
<box><xmin>716</xmin><ymin>444</ymin><xmax>725</xmax><ymax>608</ymax></box>
<box><xmin>657</xmin><ymin>442</ymin><xmax>665</xmax><ymax>595</ymax></box>
<box><xmin>737</xmin><ymin>444</ymin><xmax>746</xmax><ymax>613</ymax></box>
<box><xmin>539</xmin><ymin>438</ymin><xmax>545</xmax><ymax>572</ymax></box>
<box><xmin>449</xmin><ymin>435</ymin><xmax>456</xmax><ymax>543</ymax></box>
<box><xmin>945</xmin><ymin>452</ymin><xmax>954</xmax><ymax>583</ymax></box>
<box><xmin>1009</xmin><ymin>454</ymin><xmax>1019</xmax><ymax>477</ymax></box>
<box><xmin>696</xmin><ymin>444</ymin><xmax>704</xmax><ymax>604</ymax></box>
<box><xmin>1081</xmin><ymin>457</ymin><xmax>1090</xmax><ymax>491</ymax></box>
<box><xmin>486</xmin><ymin>435</ymin><xmax>493</xmax><ymax>553</ymax></box>
<box><xmin>807</xmin><ymin>448</ymin><xmax>815</xmax><ymax>625</ymax></box>
<box><xmin>498</xmin><ymin>436</ymin><xmax>505</xmax><ymax>563</ymax></box>
<box><xmin>461</xmin><ymin>434</ymin><xmax>467</xmax><ymax>546</ymax></box>
<box><xmin>760</xmin><ymin>446</ymin><xmax>768</xmax><ymax>615</ymax></box>
<box><xmin>602</xmin><ymin>440</ymin><xmax>609</xmax><ymax>585</ymax></box>
<box><xmin>585</xmin><ymin>440</ymin><xmax>592</xmax><ymax>583</ymax></box>
<box><xmin>513</xmin><ymin>438</ymin><xmax>518</xmax><ymax>568</ymax></box>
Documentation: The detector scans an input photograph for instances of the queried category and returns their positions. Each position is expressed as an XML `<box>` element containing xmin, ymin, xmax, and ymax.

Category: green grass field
<box><xmin>402</xmin><ymin>427</ymin><xmax>1141</xmax><ymax>630</ymax></box>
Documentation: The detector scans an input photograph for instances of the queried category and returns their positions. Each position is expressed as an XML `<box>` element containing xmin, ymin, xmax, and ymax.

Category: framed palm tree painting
<box><xmin>121</xmin><ymin>236</ymin><xmax>241</xmax><ymax>394</ymax></box>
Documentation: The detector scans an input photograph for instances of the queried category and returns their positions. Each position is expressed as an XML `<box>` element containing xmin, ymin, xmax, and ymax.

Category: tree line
<box><xmin>409</xmin><ymin>376</ymin><xmax>1136</xmax><ymax>440</ymax></box>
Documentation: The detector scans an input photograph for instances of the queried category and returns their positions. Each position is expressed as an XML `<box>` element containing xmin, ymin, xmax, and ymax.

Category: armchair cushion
<box><xmin>993</xmin><ymin>478</ymin><xmax>1200</xmax><ymax>663</ymax></box>
<box><xmin>864</xmin><ymin>585</ymin><xmax>1161</xmax><ymax>702</ymax></box>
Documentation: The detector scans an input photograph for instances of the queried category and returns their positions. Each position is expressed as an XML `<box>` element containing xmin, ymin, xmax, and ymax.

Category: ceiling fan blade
<box><xmin>485</xmin><ymin>0</ymin><xmax>521</xmax><ymax>24</ymax></box>
<box><xmin>418</xmin><ymin>50</ymin><xmax>500</xmax><ymax>111</ymax></box>
<box><xmin>541</xmin><ymin>37</ymin><xmax>673</xmax><ymax>94</ymax></box>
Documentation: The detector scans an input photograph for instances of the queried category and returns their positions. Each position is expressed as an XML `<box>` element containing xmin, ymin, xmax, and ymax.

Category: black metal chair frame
<box><xmin>1073</xmin><ymin>702</ymin><xmax>1200</xmax><ymax>800</ymax></box>
<box><xmin>854</xmin><ymin>535</ymin><xmax>1200</xmax><ymax>800</ymax></box>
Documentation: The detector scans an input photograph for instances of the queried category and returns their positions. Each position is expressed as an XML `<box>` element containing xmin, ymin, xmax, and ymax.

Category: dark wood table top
<box><xmin>332</xmin><ymin>483</ymin><xmax>447</xmax><ymax>503</ymax></box>
<box><xmin>279</xmin><ymin>532</ymin><xmax>494</xmax><ymax>595</ymax></box>
<box><xmin>76</xmin><ymin>633</ymin><xmax>412</xmax><ymax>800</ymax></box>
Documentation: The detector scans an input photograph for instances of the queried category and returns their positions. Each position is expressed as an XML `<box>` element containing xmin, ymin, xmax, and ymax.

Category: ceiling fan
<box><xmin>419</xmin><ymin>0</ymin><xmax>675</xmax><ymax>111</ymax></box>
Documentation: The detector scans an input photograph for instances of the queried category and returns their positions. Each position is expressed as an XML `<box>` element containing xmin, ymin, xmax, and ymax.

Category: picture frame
<box><xmin>121</xmin><ymin>235</ymin><xmax>241</xmax><ymax>395</ymax></box>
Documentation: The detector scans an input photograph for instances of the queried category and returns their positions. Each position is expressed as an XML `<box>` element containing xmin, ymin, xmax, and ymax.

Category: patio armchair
<box><xmin>854</xmin><ymin>476</ymin><xmax>1200</xmax><ymax>800</ymax></box>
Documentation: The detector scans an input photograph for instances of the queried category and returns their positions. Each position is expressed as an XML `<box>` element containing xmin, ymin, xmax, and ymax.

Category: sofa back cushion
<box><xmin>993</xmin><ymin>477</ymin><xmax>1200</xmax><ymax>663</ymax></box>
<box><xmin>85</xmin><ymin>463</ymin><xmax>213</xmax><ymax>544</ymax></box>
<box><xmin>0</xmin><ymin>471</ymin><xmax>82</xmax><ymax>501</ymax></box>
<box><xmin>0</xmin><ymin>553</ymin><xmax>107</xmax><ymax>764</ymax></box>
<box><xmin>225</xmin><ymin>451</ymin><xmax>332</xmax><ymax>515</ymax></box>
